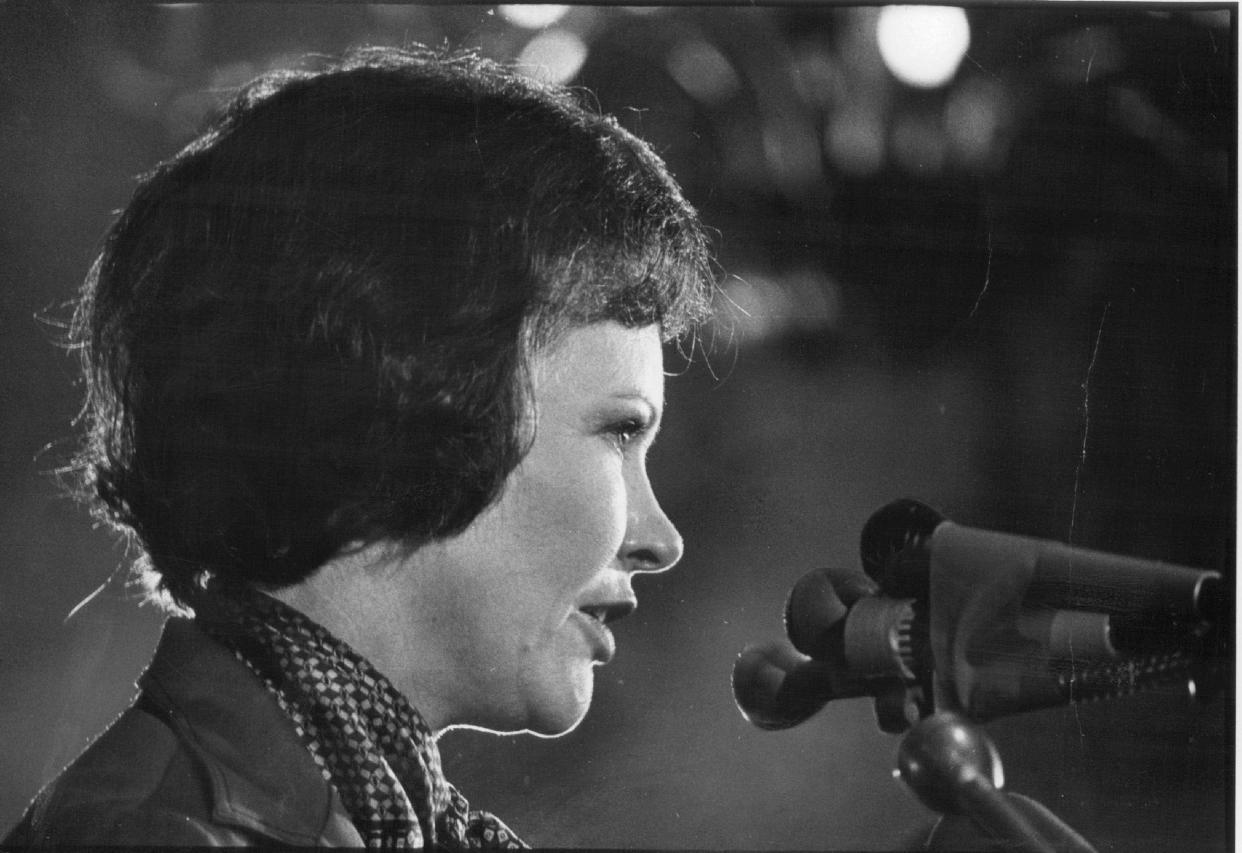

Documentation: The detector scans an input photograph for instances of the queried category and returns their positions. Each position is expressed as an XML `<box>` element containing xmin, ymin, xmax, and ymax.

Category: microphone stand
<box><xmin>896</xmin><ymin>713</ymin><xmax>1097</xmax><ymax>853</ymax></box>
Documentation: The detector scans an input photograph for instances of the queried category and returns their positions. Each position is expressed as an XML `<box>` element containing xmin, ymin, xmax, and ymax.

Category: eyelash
<box><xmin>606</xmin><ymin>418</ymin><xmax>649</xmax><ymax>452</ymax></box>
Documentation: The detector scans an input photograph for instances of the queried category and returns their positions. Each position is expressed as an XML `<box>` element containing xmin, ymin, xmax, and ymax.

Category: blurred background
<box><xmin>0</xmin><ymin>2</ymin><xmax>1234</xmax><ymax>849</ymax></box>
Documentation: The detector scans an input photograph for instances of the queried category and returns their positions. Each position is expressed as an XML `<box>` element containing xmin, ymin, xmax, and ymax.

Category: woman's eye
<box><xmin>607</xmin><ymin>419</ymin><xmax>646</xmax><ymax>451</ymax></box>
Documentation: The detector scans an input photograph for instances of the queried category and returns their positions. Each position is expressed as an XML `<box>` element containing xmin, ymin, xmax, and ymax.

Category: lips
<box><xmin>578</xmin><ymin>601</ymin><xmax>636</xmax><ymax>625</ymax></box>
<box><xmin>573</xmin><ymin>599</ymin><xmax>636</xmax><ymax>663</ymax></box>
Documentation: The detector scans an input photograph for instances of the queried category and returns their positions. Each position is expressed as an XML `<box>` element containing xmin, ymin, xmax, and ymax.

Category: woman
<box><xmin>6</xmin><ymin>46</ymin><xmax>711</xmax><ymax>847</ymax></box>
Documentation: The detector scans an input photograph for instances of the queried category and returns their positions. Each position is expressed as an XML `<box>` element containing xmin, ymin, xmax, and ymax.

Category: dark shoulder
<box><xmin>4</xmin><ymin>701</ymin><xmax>255</xmax><ymax>846</ymax></box>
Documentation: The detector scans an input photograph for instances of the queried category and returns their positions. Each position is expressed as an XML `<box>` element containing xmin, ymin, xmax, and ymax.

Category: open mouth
<box><xmin>579</xmin><ymin>601</ymin><xmax>636</xmax><ymax>626</ymax></box>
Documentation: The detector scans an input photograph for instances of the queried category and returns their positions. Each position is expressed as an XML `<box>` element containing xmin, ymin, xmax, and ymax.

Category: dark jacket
<box><xmin>4</xmin><ymin>618</ymin><xmax>362</xmax><ymax>846</ymax></box>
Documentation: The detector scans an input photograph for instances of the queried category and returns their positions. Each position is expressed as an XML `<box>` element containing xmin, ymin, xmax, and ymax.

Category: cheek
<box><xmin>556</xmin><ymin>466</ymin><xmax>628</xmax><ymax>565</ymax></box>
<box><xmin>519</xmin><ymin>458</ymin><xmax>628</xmax><ymax>572</ymax></box>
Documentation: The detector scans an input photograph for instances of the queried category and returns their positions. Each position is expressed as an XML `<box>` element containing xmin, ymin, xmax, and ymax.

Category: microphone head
<box><xmin>784</xmin><ymin>567</ymin><xmax>880</xmax><ymax>662</ymax></box>
<box><xmin>732</xmin><ymin>640</ymin><xmax>844</xmax><ymax>730</ymax></box>
<box><xmin>860</xmin><ymin>498</ymin><xmax>944</xmax><ymax>599</ymax></box>
<box><xmin>784</xmin><ymin>568</ymin><xmax>849</xmax><ymax>661</ymax></box>
<box><xmin>895</xmin><ymin>712</ymin><xmax>1004</xmax><ymax>814</ymax></box>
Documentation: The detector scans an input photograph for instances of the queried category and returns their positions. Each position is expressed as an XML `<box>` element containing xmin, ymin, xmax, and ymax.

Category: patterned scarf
<box><xmin>191</xmin><ymin>583</ymin><xmax>526</xmax><ymax>850</ymax></box>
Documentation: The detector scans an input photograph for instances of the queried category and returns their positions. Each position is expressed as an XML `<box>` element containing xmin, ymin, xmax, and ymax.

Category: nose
<box><xmin>621</xmin><ymin>469</ymin><xmax>684</xmax><ymax>574</ymax></box>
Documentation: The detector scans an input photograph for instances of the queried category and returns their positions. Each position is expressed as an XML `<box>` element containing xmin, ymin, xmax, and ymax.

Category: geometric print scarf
<box><xmin>191</xmin><ymin>582</ymin><xmax>526</xmax><ymax>849</ymax></box>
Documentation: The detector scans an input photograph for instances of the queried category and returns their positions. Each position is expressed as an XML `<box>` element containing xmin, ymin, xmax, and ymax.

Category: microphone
<box><xmin>899</xmin><ymin>712</ymin><xmax>1097</xmax><ymax>853</ymax></box>
<box><xmin>866</xmin><ymin>499</ymin><xmax>1223</xmax><ymax>720</ymax></box>
<box><xmin>733</xmin><ymin>499</ymin><xmax>1224</xmax><ymax>733</ymax></box>
<box><xmin>860</xmin><ymin>498</ymin><xmax>1223</xmax><ymax>626</ymax></box>
<box><xmin>732</xmin><ymin>566</ymin><xmax>933</xmax><ymax>733</ymax></box>
<box><xmin>731</xmin><ymin>639</ymin><xmax>864</xmax><ymax>730</ymax></box>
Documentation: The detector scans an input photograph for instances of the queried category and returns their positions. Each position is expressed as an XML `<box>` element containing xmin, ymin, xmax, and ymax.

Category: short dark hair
<box><xmin>74</xmin><ymin>46</ymin><xmax>712</xmax><ymax>605</ymax></box>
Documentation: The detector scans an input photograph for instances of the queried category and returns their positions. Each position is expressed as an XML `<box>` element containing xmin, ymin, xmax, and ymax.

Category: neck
<box><xmin>269</xmin><ymin>541</ymin><xmax>456</xmax><ymax>733</ymax></box>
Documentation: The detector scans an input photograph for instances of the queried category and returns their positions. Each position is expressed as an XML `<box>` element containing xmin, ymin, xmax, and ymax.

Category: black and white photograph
<box><xmin>0</xmin><ymin>3</ymin><xmax>1234</xmax><ymax>849</ymax></box>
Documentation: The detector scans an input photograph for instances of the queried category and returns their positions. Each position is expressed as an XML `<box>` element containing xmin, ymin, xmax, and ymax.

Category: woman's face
<box><xmin>407</xmin><ymin>321</ymin><xmax>683</xmax><ymax>735</ymax></box>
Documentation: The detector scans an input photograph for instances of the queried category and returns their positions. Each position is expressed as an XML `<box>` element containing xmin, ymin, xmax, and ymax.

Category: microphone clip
<box><xmin>785</xmin><ymin>566</ymin><xmax>934</xmax><ymax>733</ymax></box>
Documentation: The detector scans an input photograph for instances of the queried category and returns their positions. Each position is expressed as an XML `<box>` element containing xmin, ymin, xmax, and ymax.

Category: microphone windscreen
<box><xmin>859</xmin><ymin>498</ymin><xmax>943</xmax><ymax>597</ymax></box>
<box><xmin>785</xmin><ymin>568</ymin><xmax>850</xmax><ymax>661</ymax></box>
<box><xmin>732</xmin><ymin>639</ymin><xmax>859</xmax><ymax>730</ymax></box>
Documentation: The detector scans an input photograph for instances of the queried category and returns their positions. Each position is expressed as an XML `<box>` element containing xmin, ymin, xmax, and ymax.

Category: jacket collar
<box><xmin>139</xmin><ymin>618</ymin><xmax>360</xmax><ymax>846</ymax></box>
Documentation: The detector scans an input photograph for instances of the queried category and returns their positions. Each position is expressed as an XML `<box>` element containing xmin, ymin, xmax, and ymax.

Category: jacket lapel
<box><xmin>139</xmin><ymin>618</ymin><xmax>361</xmax><ymax>846</ymax></box>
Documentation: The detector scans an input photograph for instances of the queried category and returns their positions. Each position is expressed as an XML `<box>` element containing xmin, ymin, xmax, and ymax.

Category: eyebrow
<box><xmin>610</xmin><ymin>392</ymin><xmax>662</xmax><ymax>418</ymax></box>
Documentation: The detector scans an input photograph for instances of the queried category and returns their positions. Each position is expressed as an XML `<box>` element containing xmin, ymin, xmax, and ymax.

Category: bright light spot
<box><xmin>499</xmin><ymin>5</ymin><xmax>569</xmax><ymax>29</ymax></box>
<box><xmin>719</xmin><ymin>270</ymin><xmax>839</xmax><ymax>344</ymax></box>
<box><xmin>876</xmin><ymin>6</ymin><xmax>970</xmax><ymax>89</ymax></box>
<box><xmin>721</xmin><ymin>274</ymin><xmax>790</xmax><ymax>342</ymax></box>
<box><xmin>516</xmin><ymin>30</ymin><xmax>588</xmax><ymax>85</ymax></box>
<box><xmin>667</xmin><ymin>39</ymin><xmax>740</xmax><ymax>105</ymax></box>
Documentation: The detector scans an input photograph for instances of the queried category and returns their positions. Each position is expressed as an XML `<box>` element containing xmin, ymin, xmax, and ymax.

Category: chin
<box><xmin>449</xmin><ymin>697</ymin><xmax>589</xmax><ymax>738</ymax></box>
<box><xmin>520</xmin><ymin>671</ymin><xmax>594</xmax><ymax>738</ymax></box>
<box><xmin>525</xmin><ymin>710</ymin><xmax>588</xmax><ymax>738</ymax></box>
